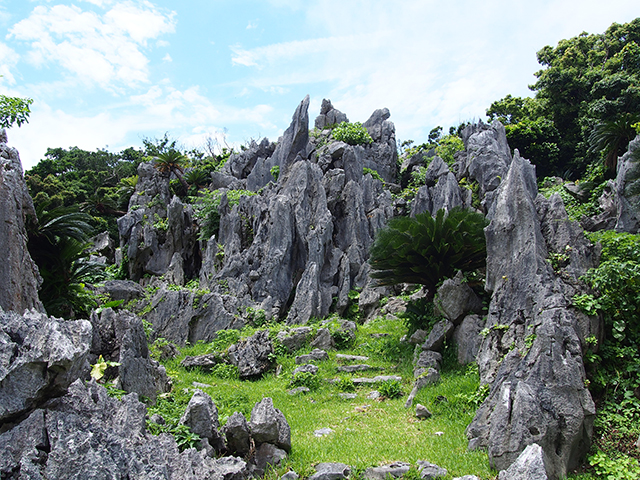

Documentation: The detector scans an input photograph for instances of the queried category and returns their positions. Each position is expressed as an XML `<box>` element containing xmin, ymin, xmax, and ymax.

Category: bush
<box><xmin>378</xmin><ymin>379</ymin><xmax>403</xmax><ymax>399</ymax></box>
<box><xmin>290</xmin><ymin>371</ymin><xmax>321</xmax><ymax>391</ymax></box>
<box><xmin>211</xmin><ymin>363</ymin><xmax>239</xmax><ymax>380</ymax></box>
<box><xmin>369</xmin><ymin>207</ymin><xmax>488</xmax><ymax>296</ymax></box>
<box><xmin>332</xmin><ymin>121</ymin><xmax>373</xmax><ymax>146</ymax></box>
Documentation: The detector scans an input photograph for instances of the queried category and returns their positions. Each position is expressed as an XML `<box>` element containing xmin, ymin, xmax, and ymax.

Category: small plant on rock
<box><xmin>290</xmin><ymin>371</ymin><xmax>321</xmax><ymax>391</ymax></box>
<box><xmin>378</xmin><ymin>379</ymin><xmax>403</xmax><ymax>399</ymax></box>
<box><xmin>332</xmin><ymin>121</ymin><xmax>373</xmax><ymax>146</ymax></box>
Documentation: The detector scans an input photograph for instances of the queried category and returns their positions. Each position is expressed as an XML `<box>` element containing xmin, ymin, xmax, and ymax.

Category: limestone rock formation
<box><xmin>0</xmin><ymin>130</ymin><xmax>44</xmax><ymax>313</ymax></box>
<box><xmin>615</xmin><ymin>134</ymin><xmax>640</xmax><ymax>233</ymax></box>
<box><xmin>0</xmin><ymin>379</ymin><xmax>250</xmax><ymax>479</ymax></box>
<box><xmin>0</xmin><ymin>308</ymin><xmax>91</xmax><ymax>423</ymax></box>
<box><xmin>466</xmin><ymin>151</ymin><xmax>597</xmax><ymax>479</ymax></box>
<box><xmin>249</xmin><ymin>397</ymin><xmax>291</xmax><ymax>453</ymax></box>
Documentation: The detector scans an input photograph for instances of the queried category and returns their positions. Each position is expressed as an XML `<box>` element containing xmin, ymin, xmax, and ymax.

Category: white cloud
<box><xmin>8</xmin><ymin>1</ymin><xmax>175</xmax><ymax>89</ymax></box>
<box><xmin>162</xmin><ymin>53</ymin><xmax>172</xmax><ymax>62</ymax></box>
<box><xmin>0</xmin><ymin>42</ymin><xmax>20</xmax><ymax>85</ymax></box>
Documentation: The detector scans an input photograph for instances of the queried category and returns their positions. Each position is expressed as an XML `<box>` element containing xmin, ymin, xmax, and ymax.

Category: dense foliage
<box><xmin>331</xmin><ymin>121</ymin><xmax>373</xmax><ymax>146</ymax></box>
<box><xmin>487</xmin><ymin>17</ymin><xmax>640</xmax><ymax>178</ymax></box>
<box><xmin>0</xmin><ymin>94</ymin><xmax>33</xmax><ymax>128</ymax></box>
<box><xmin>369</xmin><ymin>207</ymin><xmax>488</xmax><ymax>296</ymax></box>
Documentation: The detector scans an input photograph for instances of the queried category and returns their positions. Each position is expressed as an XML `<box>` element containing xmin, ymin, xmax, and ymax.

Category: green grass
<box><xmin>150</xmin><ymin>316</ymin><xmax>497</xmax><ymax>479</ymax></box>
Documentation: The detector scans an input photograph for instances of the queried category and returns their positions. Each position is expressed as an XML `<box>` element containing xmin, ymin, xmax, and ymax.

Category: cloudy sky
<box><xmin>1</xmin><ymin>0</ymin><xmax>638</xmax><ymax>170</ymax></box>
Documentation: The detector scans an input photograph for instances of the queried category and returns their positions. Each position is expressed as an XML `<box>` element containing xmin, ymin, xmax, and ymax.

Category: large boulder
<box><xmin>249</xmin><ymin>397</ymin><xmax>291</xmax><ymax>453</ymax></box>
<box><xmin>89</xmin><ymin>308</ymin><xmax>170</xmax><ymax>403</ymax></box>
<box><xmin>228</xmin><ymin>330</ymin><xmax>274</xmax><ymax>380</ymax></box>
<box><xmin>0</xmin><ymin>131</ymin><xmax>44</xmax><ymax>313</ymax></box>
<box><xmin>180</xmin><ymin>389</ymin><xmax>225</xmax><ymax>453</ymax></box>
<box><xmin>0</xmin><ymin>308</ymin><xmax>91</xmax><ymax>423</ymax></box>
<box><xmin>466</xmin><ymin>152</ymin><xmax>597</xmax><ymax>479</ymax></box>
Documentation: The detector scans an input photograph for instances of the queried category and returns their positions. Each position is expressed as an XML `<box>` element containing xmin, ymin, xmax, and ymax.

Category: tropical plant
<box><xmin>27</xmin><ymin>204</ymin><xmax>105</xmax><ymax>318</ymax></box>
<box><xmin>183</xmin><ymin>168</ymin><xmax>210</xmax><ymax>191</ymax></box>
<box><xmin>0</xmin><ymin>94</ymin><xmax>33</xmax><ymax>128</ymax></box>
<box><xmin>154</xmin><ymin>149</ymin><xmax>190</xmax><ymax>194</ymax></box>
<box><xmin>369</xmin><ymin>207</ymin><xmax>488</xmax><ymax>297</ymax></box>
<box><xmin>589</xmin><ymin>114</ymin><xmax>640</xmax><ymax>173</ymax></box>
<box><xmin>332</xmin><ymin>121</ymin><xmax>373</xmax><ymax>146</ymax></box>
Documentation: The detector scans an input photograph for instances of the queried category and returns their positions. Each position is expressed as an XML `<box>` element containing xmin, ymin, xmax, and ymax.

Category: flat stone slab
<box><xmin>335</xmin><ymin>354</ymin><xmax>369</xmax><ymax>362</ymax></box>
<box><xmin>295</xmin><ymin>349</ymin><xmax>329</xmax><ymax>364</ymax></box>
<box><xmin>337</xmin><ymin>364</ymin><xmax>375</xmax><ymax>373</ymax></box>
<box><xmin>313</xmin><ymin>428</ymin><xmax>334</xmax><ymax>437</ymax></box>
<box><xmin>180</xmin><ymin>353</ymin><xmax>224</xmax><ymax>370</ymax></box>
<box><xmin>338</xmin><ymin>393</ymin><xmax>357</xmax><ymax>400</ymax></box>
<box><xmin>352</xmin><ymin>375</ymin><xmax>402</xmax><ymax>385</ymax></box>
<box><xmin>364</xmin><ymin>462</ymin><xmax>411</xmax><ymax>480</ymax></box>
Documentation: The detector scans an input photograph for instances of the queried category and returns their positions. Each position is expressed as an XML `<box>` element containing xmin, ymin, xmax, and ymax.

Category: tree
<box><xmin>369</xmin><ymin>207</ymin><xmax>488</xmax><ymax>297</ymax></box>
<box><xmin>154</xmin><ymin>149</ymin><xmax>190</xmax><ymax>194</ymax></box>
<box><xmin>0</xmin><ymin>94</ymin><xmax>33</xmax><ymax>128</ymax></box>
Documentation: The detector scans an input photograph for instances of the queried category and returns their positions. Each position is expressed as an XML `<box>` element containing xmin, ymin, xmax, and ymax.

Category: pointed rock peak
<box><xmin>315</xmin><ymin>98</ymin><xmax>349</xmax><ymax>129</ymax></box>
<box><xmin>363</xmin><ymin>108</ymin><xmax>391</xmax><ymax>128</ymax></box>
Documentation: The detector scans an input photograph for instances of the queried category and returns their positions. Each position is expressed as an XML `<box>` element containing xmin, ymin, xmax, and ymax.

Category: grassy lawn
<box><xmin>147</xmin><ymin>316</ymin><xmax>497</xmax><ymax>479</ymax></box>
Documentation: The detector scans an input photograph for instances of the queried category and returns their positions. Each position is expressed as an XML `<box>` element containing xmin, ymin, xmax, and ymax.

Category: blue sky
<box><xmin>1</xmin><ymin>0</ymin><xmax>638</xmax><ymax>170</ymax></box>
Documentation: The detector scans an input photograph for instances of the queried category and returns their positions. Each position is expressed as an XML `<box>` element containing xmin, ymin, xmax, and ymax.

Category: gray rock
<box><xmin>180</xmin><ymin>389</ymin><xmax>225</xmax><ymax>453</ymax></box>
<box><xmin>467</xmin><ymin>152</ymin><xmax>596</xmax><ymax>479</ymax></box>
<box><xmin>181</xmin><ymin>353</ymin><xmax>225</xmax><ymax>370</ymax></box>
<box><xmin>452</xmin><ymin>477</ymin><xmax>480</xmax><ymax>480</ymax></box>
<box><xmin>405</xmin><ymin>373</ymin><xmax>439</xmax><ymax>408</ymax></box>
<box><xmin>281</xmin><ymin>471</ymin><xmax>299</xmax><ymax>480</ymax></box>
<box><xmin>434</xmin><ymin>271</ymin><xmax>483</xmax><ymax>324</ymax></box>
<box><xmin>615</xmin><ymin>134</ymin><xmax>640</xmax><ymax>233</ymax></box>
<box><xmin>0</xmin><ymin>309</ymin><xmax>91</xmax><ymax>423</ymax></box>
<box><xmin>498</xmin><ymin>443</ymin><xmax>548</xmax><ymax>480</ymax></box>
<box><xmin>411</xmin><ymin>158</ymin><xmax>468</xmax><ymax>217</ymax></box>
<box><xmin>251</xmin><ymin>443</ymin><xmax>288</xmax><ymax>477</ymax></box>
<box><xmin>310</xmin><ymin>327</ymin><xmax>335</xmax><ymax>350</ymax></box>
<box><xmin>308</xmin><ymin>462</ymin><xmax>351</xmax><ymax>480</ymax></box>
<box><xmin>223</xmin><ymin>412</ymin><xmax>252</xmax><ymax>456</ymax></box>
<box><xmin>414</xmin><ymin>350</ymin><xmax>442</xmax><ymax>372</ymax></box>
<box><xmin>352</xmin><ymin>375</ymin><xmax>402</xmax><ymax>385</ymax></box>
<box><xmin>459</xmin><ymin>120</ymin><xmax>512</xmax><ymax>212</ymax></box>
<box><xmin>247</xmin><ymin>96</ymin><xmax>310</xmax><ymax>191</ymax></box>
<box><xmin>288</xmin><ymin>386</ymin><xmax>310</xmax><ymax>395</ymax></box>
<box><xmin>363</xmin><ymin>462</ymin><xmax>411</xmax><ymax>480</ymax></box>
<box><xmin>97</xmin><ymin>280</ymin><xmax>146</xmax><ymax>304</ymax></box>
<box><xmin>315</xmin><ymin>99</ymin><xmax>349</xmax><ymax>130</ymax></box>
<box><xmin>0</xmin><ymin>379</ymin><xmax>249</xmax><ymax>479</ymax></box>
<box><xmin>0</xmin><ymin>135</ymin><xmax>44</xmax><ymax>313</ymax></box>
<box><xmin>338</xmin><ymin>393</ymin><xmax>357</xmax><ymax>400</ymax></box>
<box><xmin>337</xmin><ymin>364</ymin><xmax>375</xmax><ymax>373</ymax></box>
<box><xmin>422</xmin><ymin>319</ymin><xmax>455</xmax><ymax>352</ymax></box>
<box><xmin>367</xmin><ymin>391</ymin><xmax>381</xmax><ymax>400</ymax></box>
<box><xmin>362</xmin><ymin>108</ymin><xmax>398</xmax><ymax>184</ymax></box>
<box><xmin>335</xmin><ymin>354</ymin><xmax>369</xmax><ymax>362</ymax></box>
<box><xmin>249</xmin><ymin>397</ymin><xmax>291</xmax><ymax>452</ymax></box>
<box><xmin>295</xmin><ymin>348</ymin><xmax>329</xmax><ymax>364</ymax></box>
<box><xmin>416</xmin><ymin>460</ymin><xmax>447</xmax><ymax>479</ymax></box>
<box><xmin>314</xmin><ymin>428</ymin><xmax>334</xmax><ymax>437</ymax></box>
<box><xmin>224</xmin><ymin>137</ymin><xmax>275</xmax><ymax>180</ymax></box>
<box><xmin>293</xmin><ymin>364</ymin><xmax>319</xmax><ymax>375</ymax></box>
<box><xmin>276</xmin><ymin>327</ymin><xmax>313</xmax><ymax>353</ymax></box>
<box><xmin>90</xmin><ymin>308</ymin><xmax>169</xmax><ymax>403</ymax></box>
<box><xmin>415</xmin><ymin>404</ymin><xmax>432</xmax><ymax>419</ymax></box>
<box><xmin>409</xmin><ymin>329</ymin><xmax>429</xmax><ymax>345</ymax></box>
<box><xmin>452</xmin><ymin>315</ymin><xmax>486</xmax><ymax>365</ymax></box>
<box><xmin>229</xmin><ymin>330</ymin><xmax>274</xmax><ymax>380</ymax></box>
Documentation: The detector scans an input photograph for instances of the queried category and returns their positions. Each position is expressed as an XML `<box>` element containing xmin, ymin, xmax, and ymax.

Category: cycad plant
<box><xmin>369</xmin><ymin>207</ymin><xmax>488</xmax><ymax>297</ymax></box>
<box><xmin>589</xmin><ymin>114</ymin><xmax>639</xmax><ymax>174</ymax></box>
<box><xmin>154</xmin><ymin>149</ymin><xmax>190</xmax><ymax>194</ymax></box>
<box><xmin>27</xmin><ymin>204</ymin><xmax>105</xmax><ymax>318</ymax></box>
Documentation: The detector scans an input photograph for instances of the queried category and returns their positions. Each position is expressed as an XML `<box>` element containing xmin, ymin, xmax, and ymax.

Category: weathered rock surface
<box><xmin>615</xmin><ymin>134</ymin><xmax>640</xmax><ymax>233</ymax></box>
<box><xmin>498</xmin><ymin>443</ymin><xmax>548</xmax><ymax>480</ymax></box>
<box><xmin>466</xmin><ymin>151</ymin><xmax>597</xmax><ymax>479</ymax></box>
<box><xmin>223</xmin><ymin>412</ymin><xmax>252</xmax><ymax>457</ymax></box>
<box><xmin>251</xmin><ymin>443</ymin><xmax>288</xmax><ymax>477</ymax></box>
<box><xmin>411</xmin><ymin>156</ymin><xmax>469</xmax><ymax>217</ymax></box>
<box><xmin>180</xmin><ymin>389</ymin><xmax>225</xmax><ymax>453</ymax></box>
<box><xmin>276</xmin><ymin>327</ymin><xmax>312</xmax><ymax>353</ymax></box>
<box><xmin>0</xmin><ymin>131</ymin><xmax>44</xmax><ymax>313</ymax></box>
<box><xmin>229</xmin><ymin>330</ymin><xmax>274</xmax><ymax>380</ymax></box>
<box><xmin>308</xmin><ymin>462</ymin><xmax>351</xmax><ymax>480</ymax></box>
<box><xmin>421</xmin><ymin>319</ymin><xmax>454</xmax><ymax>352</ymax></box>
<box><xmin>0</xmin><ymin>379</ymin><xmax>250</xmax><ymax>480</ymax></box>
<box><xmin>90</xmin><ymin>308</ymin><xmax>169</xmax><ymax>402</ymax></box>
<box><xmin>452</xmin><ymin>314</ymin><xmax>485</xmax><ymax>365</ymax></box>
<box><xmin>363</xmin><ymin>462</ymin><xmax>410</xmax><ymax>480</ymax></box>
<box><xmin>0</xmin><ymin>308</ymin><xmax>91</xmax><ymax>423</ymax></box>
<box><xmin>434</xmin><ymin>271</ymin><xmax>483</xmax><ymax>323</ymax></box>
<box><xmin>249</xmin><ymin>397</ymin><xmax>291</xmax><ymax>453</ymax></box>
<box><xmin>416</xmin><ymin>460</ymin><xmax>447</xmax><ymax>479</ymax></box>
<box><xmin>295</xmin><ymin>348</ymin><xmax>329</xmax><ymax>364</ymax></box>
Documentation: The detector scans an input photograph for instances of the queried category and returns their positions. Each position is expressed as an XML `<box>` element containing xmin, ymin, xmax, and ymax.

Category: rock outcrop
<box><xmin>615</xmin><ymin>134</ymin><xmax>640</xmax><ymax>233</ymax></box>
<box><xmin>466</xmin><ymin>151</ymin><xmax>598</xmax><ymax>479</ymax></box>
<box><xmin>0</xmin><ymin>130</ymin><xmax>44</xmax><ymax>313</ymax></box>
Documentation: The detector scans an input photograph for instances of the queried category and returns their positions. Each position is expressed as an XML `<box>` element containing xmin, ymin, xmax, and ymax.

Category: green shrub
<box><xmin>211</xmin><ymin>363</ymin><xmax>239</xmax><ymax>380</ymax></box>
<box><xmin>589</xmin><ymin>450</ymin><xmax>640</xmax><ymax>480</ymax></box>
<box><xmin>208</xmin><ymin>329</ymin><xmax>240</xmax><ymax>352</ymax></box>
<box><xmin>336</xmin><ymin>377</ymin><xmax>356</xmax><ymax>393</ymax></box>
<box><xmin>332</xmin><ymin>121</ymin><xmax>373</xmax><ymax>146</ymax></box>
<box><xmin>369</xmin><ymin>207</ymin><xmax>488</xmax><ymax>296</ymax></box>
<box><xmin>290</xmin><ymin>371</ymin><xmax>321</xmax><ymax>391</ymax></box>
<box><xmin>399</xmin><ymin>298</ymin><xmax>442</xmax><ymax>336</ymax></box>
<box><xmin>378</xmin><ymin>379</ymin><xmax>403</xmax><ymax>399</ymax></box>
